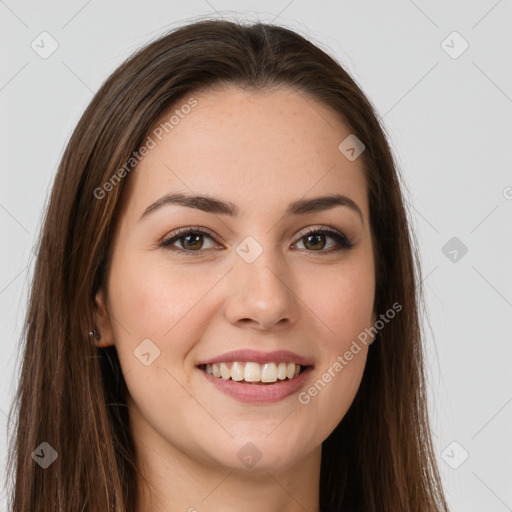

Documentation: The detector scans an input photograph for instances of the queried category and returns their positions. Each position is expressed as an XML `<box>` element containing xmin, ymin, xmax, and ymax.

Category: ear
<box><xmin>93</xmin><ymin>288</ymin><xmax>115</xmax><ymax>347</ymax></box>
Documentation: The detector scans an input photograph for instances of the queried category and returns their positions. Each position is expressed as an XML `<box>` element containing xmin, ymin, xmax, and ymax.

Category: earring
<box><xmin>88</xmin><ymin>328</ymin><xmax>101</xmax><ymax>341</ymax></box>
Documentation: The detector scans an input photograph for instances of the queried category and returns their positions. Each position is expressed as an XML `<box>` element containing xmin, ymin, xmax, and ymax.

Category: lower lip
<box><xmin>200</xmin><ymin>367</ymin><xmax>312</xmax><ymax>404</ymax></box>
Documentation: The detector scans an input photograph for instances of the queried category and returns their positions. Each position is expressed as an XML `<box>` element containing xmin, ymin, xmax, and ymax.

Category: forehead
<box><xmin>121</xmin><ymin>85</ymin><xmax>369</xmax><ymax>224</ymax></box>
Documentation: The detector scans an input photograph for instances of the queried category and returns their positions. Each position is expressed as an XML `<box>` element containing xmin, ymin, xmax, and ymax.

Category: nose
<box><xmin>223</xmin><ymin>244</ymin><xmax>300</xmax><ymax>331</ymax></box>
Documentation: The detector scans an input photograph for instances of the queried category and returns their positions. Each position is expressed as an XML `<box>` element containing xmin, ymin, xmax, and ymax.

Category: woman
<box><xmin>5</xmin><ymin>18</ymin><xmax>450</xmax><ymax>512</ymax></box>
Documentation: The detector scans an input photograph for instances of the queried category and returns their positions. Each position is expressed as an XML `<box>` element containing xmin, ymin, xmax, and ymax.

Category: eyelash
<box><xmin>159</xmin><ymin>226</ymin><xmax>355</xmax><ymax>256</ymax></box>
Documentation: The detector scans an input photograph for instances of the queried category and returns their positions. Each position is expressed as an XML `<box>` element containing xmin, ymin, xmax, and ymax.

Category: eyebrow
<box><xmin>138</xmin><ymin>192</ymin><xmax>364</xmax><ymax>223</ymax></box>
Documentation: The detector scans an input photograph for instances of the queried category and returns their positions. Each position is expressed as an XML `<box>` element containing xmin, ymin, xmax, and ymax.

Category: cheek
<box><xmin>295</xmin><ymin>259</ymin><xmax>373</xmax><ymax>429</ymax></box>
<box><xmin>303</xmin><ymin>259</ymin><xmax>375</xmax><ymax>345</ymax></box>
<box><xmin>106</xmin><ymin>257</ymin><xmax>211</xmax><ymax>446</ymax></box>
<box><xmin>305</xmin><ymin>351</ymin><xmax>368</xmax><ymax>445</ymax></box>
<box><xmin>108</xmin><ymin>254</ymin><xmax>212</xmax><ymax>341</ymax></box>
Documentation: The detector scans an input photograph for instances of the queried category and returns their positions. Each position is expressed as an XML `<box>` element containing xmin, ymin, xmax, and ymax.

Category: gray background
<box><xmin>1</xmin><ymin>1</ymin><xmax>511</xmax><ymax>511</ymax></box>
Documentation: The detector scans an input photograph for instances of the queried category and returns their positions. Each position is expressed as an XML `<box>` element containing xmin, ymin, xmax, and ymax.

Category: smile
<box><xmin>196</xmin><ymin>349</ymin><xmax>314</xmax><ymax>403</ymax></box>
<box><xmin>200</xmin><ymin>361</ymin><xmax>303</xmax><ymax>384</ymax></box>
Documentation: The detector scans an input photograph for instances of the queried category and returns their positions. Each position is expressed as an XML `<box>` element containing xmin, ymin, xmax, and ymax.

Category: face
<box><xmin>95</xmin><ymin>85</ymin><xmax>377</xmax><ymax>474</ymax></box>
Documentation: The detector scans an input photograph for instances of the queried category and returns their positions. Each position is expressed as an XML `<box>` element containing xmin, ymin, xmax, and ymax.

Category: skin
<box><xmin>94</xmin><ymin>85</ymin><xmax>377</xmax><ymax>512</ymax></box>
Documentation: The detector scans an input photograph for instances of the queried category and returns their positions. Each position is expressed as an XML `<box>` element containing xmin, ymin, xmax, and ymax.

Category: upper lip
<box><xmin>196</xmin><ymin>349</ymin><xmax>314</xmax><ymax>367</ymax></box>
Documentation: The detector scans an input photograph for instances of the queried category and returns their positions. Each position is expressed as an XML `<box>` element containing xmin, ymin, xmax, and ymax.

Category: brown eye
<box><xmin>294</xmin><ymin>228</ymin><xmax>354</xmax><ymax>252</ymax></box>
<box><xmin>160</xmin><ymin>228</ymin><xmax>218</xmax><ymax>254</ymax></box>
<box><xmin>302</xmin><ymin>233</ymin><xmax>328</xmax><ymax>251</ymax></box>
<box><xmin>160</xmin><ymin>226</ymin><xmax>354</xmax><ymax>256</ymax></box>
<box><xmin>179</xmin><ymin>233</ymin><xmax>204</xmax><ymax>251</ymax></box>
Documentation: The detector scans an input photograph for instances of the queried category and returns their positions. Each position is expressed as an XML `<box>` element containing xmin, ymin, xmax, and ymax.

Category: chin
<box><xmin>196</xmin><ymin>430</ymin><xmax>315</xmax><ymax>473</ymax></box>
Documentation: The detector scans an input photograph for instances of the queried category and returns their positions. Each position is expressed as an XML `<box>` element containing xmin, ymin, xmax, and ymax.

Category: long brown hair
<box><xmin>5</xmin><ymin>18</ymin><xmax>450</xmax><ymax>511</ymax></box>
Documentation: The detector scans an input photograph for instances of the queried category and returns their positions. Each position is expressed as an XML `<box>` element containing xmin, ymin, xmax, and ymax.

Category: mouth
<box><xmin>197</xmin><ymin>361</ymin><xmax>308</xmax><ymax>384</ymax></box>
<box><xmin>196</xmin><ymin>349</ymin><xmax>314</xmax><ymax>403</ymax></box>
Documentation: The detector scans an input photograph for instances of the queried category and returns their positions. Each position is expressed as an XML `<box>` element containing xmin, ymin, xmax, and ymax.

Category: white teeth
<box><xmin>261</xmin><ymin>362</ymin><xmax>278</xmax><ymax>383</ymax></box>
<box><xmin>231</xmin><ymin>361</ymin><xmax>244</xmax><ymax>381</ymax></box>
<box><xmin>244</xmin><ymin>362</ymin><xmax>261</xmax><ymax>382</ymax></box>
<box><xmin>220</xmin><ymin>363</ymin><xmax>230</xmax><ymax>380</ymax></box>
<box><xmin>286</xmin><ymin>362</ymin><xmax>295</xmax><ymax>379</ymax></box>
<box><xmin>203</xmin><ymin>361</ymin><xmax>303</xmax><ymax>383</ymax></box>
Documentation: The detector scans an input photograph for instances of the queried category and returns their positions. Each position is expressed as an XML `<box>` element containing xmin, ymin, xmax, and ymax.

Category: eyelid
<box><xmin>295</xmin><ymin>224</ymin><xmax>340</xmax><ymax>239</ymax></box>
<box><xmin>160</xmin><ymin>225</ymin><xmax>216</xmax><ymax>243</ymax></box>
<box><xmin>293</xmin><ymin>225</ymin><xmax>355</xmax><ymax>251</ymax></box>
<box><xmin>159</xmin><ymin>224</ymin><xmax>354</xmax><ymax>253</ymax></box>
